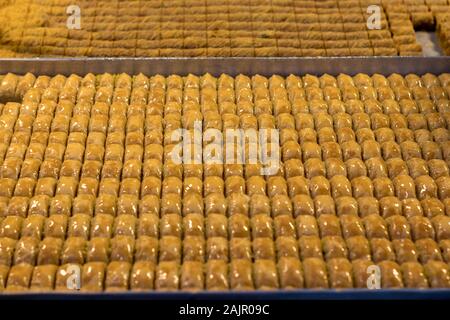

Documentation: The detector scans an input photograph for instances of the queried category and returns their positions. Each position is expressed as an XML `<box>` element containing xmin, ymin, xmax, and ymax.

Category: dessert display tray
<box><xmin>0</xmin><ymin>56</ymin><xmax>449</xmax><ymax>299</ymax></box>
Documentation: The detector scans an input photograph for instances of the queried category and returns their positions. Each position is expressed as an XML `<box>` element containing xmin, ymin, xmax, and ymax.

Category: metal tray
<box><xmin>0</xmin><ymin>56</ymin><xmax>449</xmax><ymax>77</ymax></box>
<box><xmin>0</xmin><ymin>56</ymin><xmax>449</xmax><ymax>299</ymax></box>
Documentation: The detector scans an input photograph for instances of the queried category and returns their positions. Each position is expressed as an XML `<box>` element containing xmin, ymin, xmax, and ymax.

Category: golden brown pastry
<box><xmin>327</xmin><ymin>258</ymin><xmax>353</xmax><ymax>288</ymax></box>
<box><xmin>386</xmin><ymin>215</ymin><xmax>412</xmax><ymax>240</ymax></box>
<box><xmin>357</xmin><ymin>196</ymin><xmax>380</xmax><ymax>218</ymax></box>
<box><xmin>370</xmin><ymin>238</ymin><xmax>396</xmax><ymax>263</ymax></box>
<box><xmin>416</xmin><ymin>238</ymin><xmax>443</xmax><ymax>264</ymax></box>
<box><xmin>421</xmin><ymin>198</ymin><xmax>445</xmax><ymax>219</ymax></box>
<box><xmin>155</xmin><ymin>261</ymin><xmax>179</xmax><ymax>291</ymax></box>
<box><xmin>105</xmin><ymin>261</ymin><xmax>131</xmax><ymax>291</ymax></box>
<box><xmin>230</xmin><ymin>259</ymin><xmax>253</xmax><ymax>290</ymax></box>
<box><xmin>180</xmin><ymin>261</ymin><xmax>204</xmax><ymax>291</ymax></box>
<box><xmin>6</xmin><ymin>263</ymin><xmax>34</xmax><ymax>292</ymax></box>
<box><xmin>81</xmin><ymin>262</ymin><xmax>106</xmax><ymax>292</ymax></box>
<box><xmin>402</xmin><ymin>198</ymin><xmax>424</xmax><ymax>218</ymax></box>
<box><xmin>37</xmin><ymin>237</ymin><xmax>63</xmax><ymax>265</ymax></box>
<box><xmin>379</xmin><ymin>260</ymin><xmax>404</xmax><ymax>288</ymax></box>
<box><xmin>303</xmin><ymin>257</ymin><xmax>329</xmax><ymax>289</ymax></box>
<box><xmin>401</xmin><ymin>262</ymin><xmax>429</xmax><ymax>288</ymax></box>
<box><xmin>352</xmin><ymin>259</ymin><xmax>375</xmax><ymax>288</ymax></box>
<box><xmin>424</xmin><ymin>261</ymin><xmax>450</xmax><ymax>288</ymax></box>
<box><xmin>205</xmin><ymin>259</ymin><xmax>228</xmax><ymax>291</ymax></box>
<box><xmin>298</xmin><ymin>236</ymin><xmax>323</xmax><ymax>260</ymax></box>
<box><xmin>158</xmin><ymin>236</ymin><xmax>181</xmax><ymax>263</ymax></box>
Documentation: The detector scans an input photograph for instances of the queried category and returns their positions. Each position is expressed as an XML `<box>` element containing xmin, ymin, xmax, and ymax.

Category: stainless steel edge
<box><xmin>0</xmin><ymin>57</ymin><xmax>449</xmax><ymax>76</ymax></box>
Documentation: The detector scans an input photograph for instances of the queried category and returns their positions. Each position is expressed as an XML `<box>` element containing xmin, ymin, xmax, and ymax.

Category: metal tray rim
<box><xmin>1</xmin><ymin>289</ymin><xmax>450</xmax><ymax>300</ymax></box>
<box><xmin>0</xmin><ymin>56</ymin><xmax>449</xmax><ymax>76</ymax></box>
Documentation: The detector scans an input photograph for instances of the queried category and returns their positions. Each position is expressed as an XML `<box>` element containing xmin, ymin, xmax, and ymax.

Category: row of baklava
<box><xmin>2</xmin><ymin>100</ymin><xmax>447</xmax><ymax>135</ymax></box>
<box><xmin>149</xmin><ymin>85</ymin><xmax>450</xmax><ymax>106</ymax></box>
<box><xmin>1</xmin><ymin>236</ymin><xmax>449</xmax><ymax>281</ymax></box>
<box><xmin>0</xmin><ymin>220</ymin><xmax>449</xmax><ymax>265</ymax></box>
<box><xmin>279</xmin><ymin>86</ymin><xmax>450</xmax><ymax>103</ymax></box>
<box><xmin>4</xmin><ymin>133</ymin><xmax>449</xmax><ymax>175</ymax></box>
<box><xmin>43</xmin><ymin>0</ymin><xmax>390</xmax><ymax>12</ymax></box>
<box><xmin>0</xmin><ymin>234</ymin><xmax>449</xmax><ymax>276</ymax></box>
<box><xmin>31</xmin><ymin>26</ymin><xmax>394</xmax><ymax>39</ymax></box>
<box><xmin>2</xmin><ymin>98</ymin><xmax>449</xmax><ymax>128</ymax></box>
<box><xmin>42</xmin><ymin>2</ymin><xmax>385</xmax><ymax>17</ymax></box>
<box><xmin>1</xmin><ymin>207</ymin><xmax>450</xmax><ymax>240</ymax></box>
<box><xmin>1</xmin><ymin>144</ymin><xmax>448</xmax><ymax>188</ymax></box>
<box><xmin>0</xmin><ymin>160</ymin><xmax>449</xmax><ymax>200</ymax></box>
<box><xmin>3</xmin><ymin>82</ymin><xmax>450</xmax><ymax>117</ymax></box>
<box><xmin>18</xmin><ymin>28</ymin><xmax>403</xmax><ymax>40</ymax></box>
<box><xmin>0</xmin><ymin>182</ymin><xmax>448</xmax><ymax>217</ymax></box>
<box><xmin>0</xmin><ymin>123</ymin><xmax>447</xmax><ymax>164</ymax></box>
<box><xmin>43</xmin><ymin>18</ymin><xmax>389</xmax><ymax>30</ymax></box>
<box><xmin>3</xmin><ymin>97</ymin><xmax>449</xmax><ymax>127</ymax></box>
<box><xmin>2</xmin><ymin>160</ymin><xmax>448</xmax><ymax>198</ymax></box>
<box><xmin>1</xmin><ymin>112</ymin><xmax>448</xmax><ymax>151</ymax></box>
<box><xmin>1</xmin><ymin>152</ymin><xmax>448</xmax><ymax>190</ymax></box>
<box><xmin>2</xmin><ymin>73</ymin><xmax>450</xmax><ymax>100</ymax></box>
<box><xmin>45</xmin><ymin>0</ymin><xmax>388</xmax><ymax>8</ymax></box>
<box><xmin>19</xmin><ymin>82</ymin><xmax>450</xmax><ymax>109</ymax></box>
<box><xmin>1</xmin><ymin>257</ymin><xmax>449</xmax><ymax>291</ymax></box>
<box><xmin>3</xmin><ymin>98</ymin><xmax>449</xmax><ymax>128</ymax></box>
<box><xmin>142</xmin><ymin>85</ymin><xmax>450</xmax><ymax>105</ymax></box>
<box><xmin>0</xmin><ymin>148</ymin><xmax>448</xmax><ymax>188</ymax></box>
<box><xmin>3</xmin><ymin>95</ymin><xmax>448</xmax><ymax>131</ymax></box>
<box><xmin>11</xmin><ymin>45</ymin><xmax>405</xmax><ymax>58</ymax></box>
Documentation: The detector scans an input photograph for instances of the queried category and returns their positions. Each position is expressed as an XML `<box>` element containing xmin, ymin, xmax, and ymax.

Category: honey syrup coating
<box><xmin>6</xmin><ymin>263</ymin><xmax>34</xmax><ymax>291</ymax></box>
<box><xmin>134</xmin><ymin>234</ymin><xmax>158</xmax><ymax>261</ymax></box>
<box><xmin>303</xmin><ymin>258</ymin><xmax>329</xmax><ymax>289</ymax></box>
<box><xmin>254</xmin><ymin>259</ymin><xmax>279</xmax><ymax>289</ymax></box>
<box><xmin>322</xmin><ymin>236</ymin><xmax>348</xmax><ymax>261</ymax></box>
<box><xmin>37</xmin><ymin>237</ymin><xmax>63</xmax><ymax>265</ymax></box>
<box><xmin>370</xmin><ymin>238</ymin><xmax>396</xmax><ymax>263</ymax></box>
<box><xmin>329</xmin><ymin>176</ymin><xmax>351</xmax><ymax>199</ymax></box>
<box><xmin>0</xmin><ymin>216</ymin><xmax>24</xmax><ymax>240</ymax></box>
<box><xmin>298</xmin><ymin>236</ymin><xmax>323</xmax><ymax>260</ymax></box>
<box><xmin>439</xmin><ymin>240</ymin><xmax>450</xmax><ymax>263</ymax></box>
<box><xmin>0</xmin><ymin>242</ymin><xmax>11</xmax><ymax>276</ymax></box>
<box><xmin>155</xmin><ymin>261</ymin><xmax>179</xmax><ymax>291</ymax></box>
<box><xmin>180</xmin><ymin>261</ymin><xmax>204</xmax><ymax>291</ymax></box>
<box><xmin>401</xmin><ymin>262</ymin><xmax>429</xmax><ymax>288</ymax></box>
<box><xmin>379</xmin><ymin>261</ymin><xmax>404</xmax><ymax>288</ymax></box>
<box><xmin>81</xmin><ymin>262</ymin><xmax>106</xmax><ymax>292</ymax></box>
<box><xmin>424</xmin><ymin>261</ymin><xmax>450</xmax><ymax>288</ymax></box>
<box><xmin>105</xmin><ymin>261</ymin><xmax>131</xmax><ymax>291</ymax></box>
<box><xmin>415</xmin><ymin>238</ymin><xmax>443</xmax><ymax>264</ymax></box>
<box><xmin>386</xmin><ymin>215</ymin><xmax>412</xmax><ymax>240</ymax></box>
<box><xmin>431</xmin><ymin>216</ymin><xmax>450</xmax><ymax>241</ymax></box>
<box><xmin>229</xmin><ymin>259</ymin><xmax>253</xmax><ymax>291</ymax></box>
<box><xmin>327</xmin><ymin>258</ymin><xmax>353</xmax><ymax>289</ymax></box>
<box><xmin>296</xmin><ymin>215</ymin><xmax>319</xmax><ymax>238</ymax></box>
<box><xmin>30</xmin><ymin>264</ymin><xmax>58</xmax><ymax>291</ymax></box>
<box><xmin>158</xmin><ymin>236</ymin><xmax>181</xmax><ymax>264</ymax></box>
<box><xmin>392</xmin><ymin>238</ymin><xmax>419</xmax><ymax>264</ymax></box>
